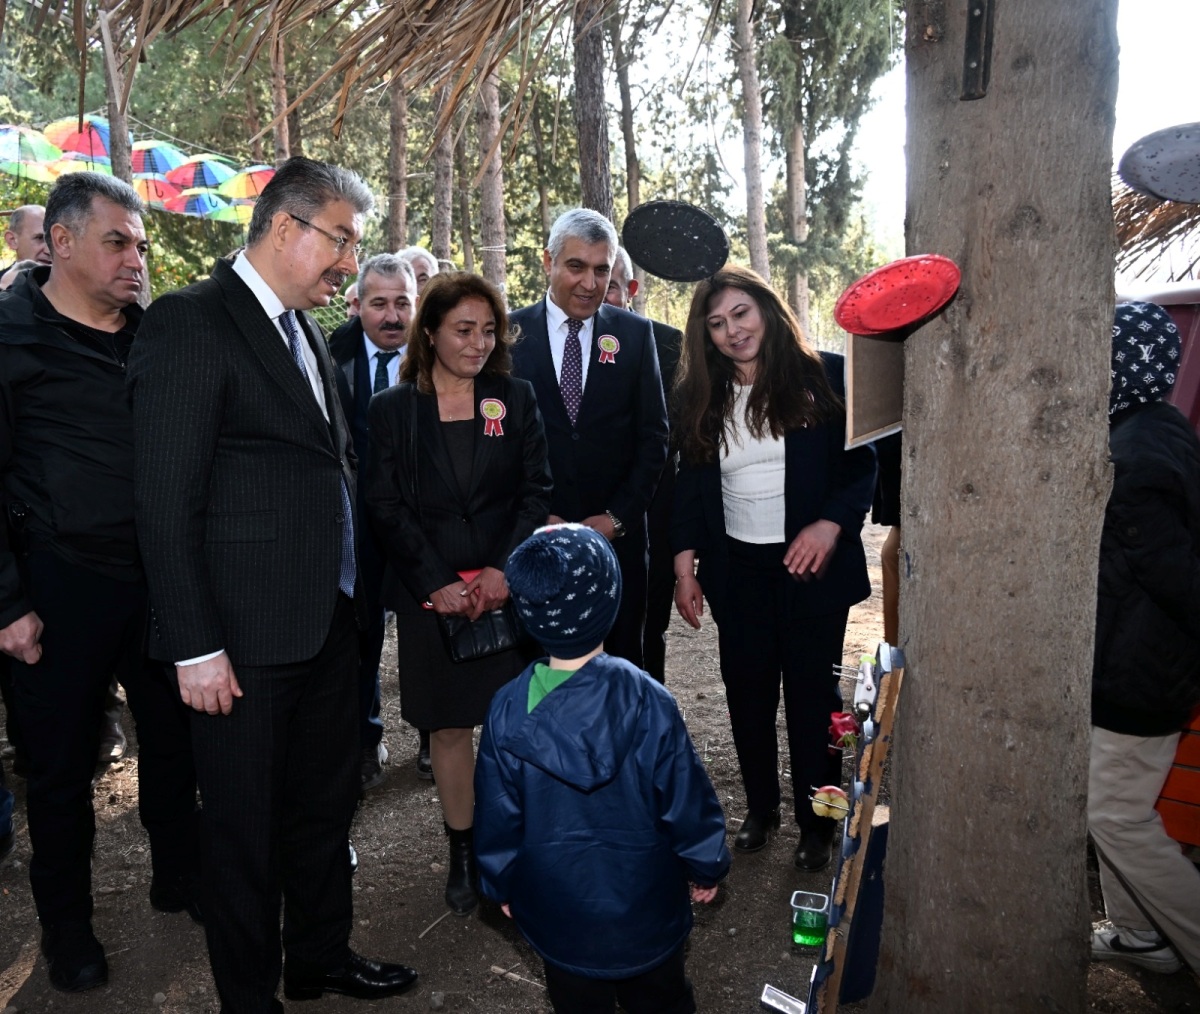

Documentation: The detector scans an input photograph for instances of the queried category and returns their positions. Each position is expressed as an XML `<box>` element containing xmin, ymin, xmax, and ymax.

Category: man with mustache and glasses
<box><xmin>0</xmin><ymin>173</ymin><xmax>199</xmax><ymax>993</ymax></box>
<box><xmin>329</xmin><ymin>253</ymin><xmax>417</xmax><ymax>791</ymax></box>
<box><xmin>131</xmin><ymin>157</ymin><xmax>418</xmax><ymax>1013</ymax></box>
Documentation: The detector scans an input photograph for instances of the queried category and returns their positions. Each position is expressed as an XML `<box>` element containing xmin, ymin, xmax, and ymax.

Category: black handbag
<box><xmin>409</xmin><ymin>394</ymin><xmax>524</xmax><ymax>663</ymax></box>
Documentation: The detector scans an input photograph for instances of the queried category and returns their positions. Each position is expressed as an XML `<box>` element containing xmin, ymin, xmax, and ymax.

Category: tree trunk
<box><xmin>734</xmin><ymin>0</ymin><xmax>768</xmax><ymax>278</ymax></box>
<box><xmin>455</xmin><ymin>124</ymin><xmax>475</xmax><ymax>275</ymax></box>
<box><xmin>431</xmin><ymin>87</ymin><xmax>454</xmax><ymax>266</ymax></box>
<box><xmin>572</xmin><ymin>0</ymin><xmax>613</xmax><ymax>220</ymax></box>
<box><xmin>530</xmin><ymin>96</ymin><xmax>552</xmax><ymax>239</ymax></box>
<box><xmin>609</xmin><ymin>15</ymin><xmax>646</xmax><ymax>313</ymax></box>
<box><xmin>785</xmin><ymin>115</ymin><xmax>809</xmax><ymax>334</ymax></box>
<box><xmin>870</xmin><ymin>3</ymin><xmax>1118</xmax><ymax>1012</ymax></box>
<box><xmin>245</xmin><ymin>85</ymin><xmax>264</xmax><ymax>164</ymax></box>
<box><xmin>476</xmin><ymin>70</ymin><xmax>507</xmax><ymax>291</ymax></box>
<box><xmin>387</xmin><ymin>75</ymin><xmax>408</xmax><ymax>251</ymax></box>
<box><xmin>98</xmin><ymin>11</ymin><xmax>132</xmax><ymax>185</ymax></box>
<box><xmin>270</xmin><ymin>25</ymin><xmax>290</xmax><ymax>163</ymax></box>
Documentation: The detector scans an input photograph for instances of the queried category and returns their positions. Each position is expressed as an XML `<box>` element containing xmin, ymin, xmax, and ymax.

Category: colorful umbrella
<box><xmin>0</xmin><ymin>125</ymin><xmax>62</xmax><ymax>163</ymax></box>
<box><xmin>0</xmin><ymin>160</ymin><xmax>58</xmax><ymax>183</ymax></box>
<box><xmin>163</xmin><ymin>187</ymin><xmax>230</xmax><ymax>217</ymax></box>
<box><xmin>133</xmin><ymin>173</ymin><xmax>183</xmax><ymax>206</ymax></box>
<box><xmin>217</xmin><ymin>165</ymin><xmax>275</xmax><ymax>200</ymax></box>
<box><xmin>209</xmin><ymin>203</ymin><xmax>255</xmax><ymax>225</ymax></box>
<box><xmin>45</xmin><ymin>152</ymin><xmax>112</xmax><ymax>176</ymax></box>
<box><xmin>43</xmin><ymin>115</ymin><xmax>128</xmax><ymax>160</ymax></box>
<box><xmin>131</xmin><ymin>140</ymin><xmax>188</xmax><ymax>175</ymax></box>
<box><xmin>166</xmin><ymin>155</ymin><xmax>237</xmax><ymax>190</ymax></box>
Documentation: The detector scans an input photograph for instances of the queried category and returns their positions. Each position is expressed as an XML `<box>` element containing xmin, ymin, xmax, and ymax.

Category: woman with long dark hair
<box><xmin>671</xmin><ymin>265</ymin><xmax>876</xmax><ymax>870</ymax></box>
<box><xmin>366</xmin><ymin>272</ymin><xmax>551</xmax><ymax>913</ymax></box>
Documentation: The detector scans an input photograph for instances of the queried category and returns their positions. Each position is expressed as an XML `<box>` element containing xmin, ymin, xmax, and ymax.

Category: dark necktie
<box><xmin>280</xmin><ymin>310</ymin><xmax>357</xmax><ymax>598</ymax></box>
<box><xmin>373</xmin><ymin>350</ymin><xmax>399</xmax><ymax>394</ymax></box>
<box><xmin>561</xmin><ymin>318</ymin><xmax>584</xmax><ymax>426</ymax></box>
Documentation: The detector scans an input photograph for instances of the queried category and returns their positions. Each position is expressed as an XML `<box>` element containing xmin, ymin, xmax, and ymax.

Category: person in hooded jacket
<box><xmin>474</xmin><ymin>523</ymin><xmax>730</xmax><ymax>1014</ymax></box>
<box><xmin>1088</xmin><ymin>301</ymin><xmax>1200</xmax><ymax>981</ymax></box>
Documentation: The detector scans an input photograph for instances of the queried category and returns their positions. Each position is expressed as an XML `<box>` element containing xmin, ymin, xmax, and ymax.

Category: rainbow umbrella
<box><xmin>217</xmin><ymin>165</ymin><xmax>275</xmax><ymax>200</ymax></box>
<box><xmin>163</xmin><ymin>187</ymin><xmax>230</xmax><ymax>218</ymax></box>
<box><xmin>210</xmin><ymin>203</ymin><xmax>255</xmax><ymax>225</ymax></box>
<box><xmin>166</xmin><ymin>155</ymin><xmax>237</xmax><ymax>190</ymax></box>
<box><xmin>0</xmin><ymin>160</ymin><xmax>58</xmax><ymax>183</ymax></box>
<box><xmin>0</xmin><ymin>125</ymin><xmax>62</xmax><ymax>163</ymax></box>
<box><xmin>45</xmin><ymin>152</ymin><xmax>112</xmax><ymax>176</ymax></box>
<box><xmin>43</xmin><ymin>115</ymin><xmax>128</xmax><ymax>160</ymax></box>
<box><xmin>133</xmin><ymin>173</ymin><xmax>183</xmax><ymax>207</ymax></box>
<box><xmin>131</xmin><ymin>140</ymin><xmax>188</xmax><ymax>175</ymax></box>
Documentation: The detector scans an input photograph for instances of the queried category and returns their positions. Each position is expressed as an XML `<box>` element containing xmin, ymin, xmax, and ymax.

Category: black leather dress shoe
<box><xmin>794</xmin><ymin>822</ymin><xmax>837</xmax><ymax>872</ymax></box>
<box><xmin>733</xmin><ymin>807</ymin><xmax>780</xmax><ymax>853</ymax></box>
<box><xmin>416</xmin><ymin>730</ymin><xmax>433</xmax><ymax>781</ymax></box>
<box><xmin>150</xmin><ymin>874</ymin><xmax>204</xmax><ymax>924</ymax></box>
<box><xmin>41</xmin><ymin>919</ymin><xmax>108</xmax><ymax>992</ymax></box>
<box><xmin>283</xmin><ymin>951</ymin><xmax>418</xmax><ymax>1001</ymax></box>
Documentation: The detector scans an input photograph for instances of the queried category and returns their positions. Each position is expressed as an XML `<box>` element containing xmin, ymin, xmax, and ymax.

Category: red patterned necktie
<box><xmin>561</xmin><ymin>317</ymin><xmax>584</xmax><ymax>426</ymax></box>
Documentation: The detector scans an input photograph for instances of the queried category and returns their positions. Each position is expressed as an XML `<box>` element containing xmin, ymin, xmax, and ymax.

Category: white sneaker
<box><xmin>1091</xmin><ymin>926</ymin><xmax>1182</xmax><ymax>973</ymax></box>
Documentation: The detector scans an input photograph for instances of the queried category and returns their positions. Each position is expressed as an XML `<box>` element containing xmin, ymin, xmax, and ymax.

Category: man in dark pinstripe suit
<box><xmin>130</xmin><ymin>158</ymin><xmax>417</xmax><ymax>1014</ymax></box>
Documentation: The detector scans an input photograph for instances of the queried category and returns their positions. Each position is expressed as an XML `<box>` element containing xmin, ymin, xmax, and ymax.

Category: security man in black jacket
<box><xmin>0</xmin><ymin>173</ymin><xmax>199</xmax><ymax>993</ymax></box>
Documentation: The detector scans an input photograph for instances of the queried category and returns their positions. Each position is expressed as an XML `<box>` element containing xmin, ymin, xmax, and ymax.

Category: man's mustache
<box><xmin>378</xmin><ymin>321</ymin><xmax>407</xmax><ymax>332</ymax></box>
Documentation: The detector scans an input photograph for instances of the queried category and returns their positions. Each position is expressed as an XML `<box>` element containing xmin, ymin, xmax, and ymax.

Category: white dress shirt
<box><xmin>544</xmin><ymin>292</ymin><xmax>593</xmax><ymax>390</ymax></box>
<box><xmin>362</xmin><ymin>333</ymin><xmax>404</xmax><ymax>389</ymax></box>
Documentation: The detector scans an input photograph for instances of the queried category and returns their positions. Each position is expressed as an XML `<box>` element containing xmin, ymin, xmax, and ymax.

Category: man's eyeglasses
<box><xmin>288</xmin><ymin>213</ymin><xmax>363</xmax><ymax>259</ymax></box>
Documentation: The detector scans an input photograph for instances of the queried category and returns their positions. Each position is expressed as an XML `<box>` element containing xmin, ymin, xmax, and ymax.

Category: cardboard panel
<box><xmin>846</xmin><ymin>332</ymin><xmax>904</xmax><ymax>448</ymax></box>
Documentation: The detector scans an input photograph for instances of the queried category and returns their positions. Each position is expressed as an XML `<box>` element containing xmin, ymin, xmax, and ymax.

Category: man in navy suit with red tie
<box><xmin>510</xmin><ymin>209</ymin><xmax>669</xmax><ymax>668</ymax></box>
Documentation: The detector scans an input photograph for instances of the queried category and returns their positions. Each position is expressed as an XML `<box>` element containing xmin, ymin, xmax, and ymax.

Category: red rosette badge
<box><xmin>480</xmin><ymin>397</ymin><xmax>506</xmax><ymax>436</ymax></box>
<box><xmin>597</xmin><ymin>334</ymin><xmax>620</xmax><ymax>364</ymax></box>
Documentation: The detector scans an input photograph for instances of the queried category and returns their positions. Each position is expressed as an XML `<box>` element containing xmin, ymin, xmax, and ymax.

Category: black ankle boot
<box><xmin>444</xmin><ymin>823</ymin><xmax>478</xmax><ymax>916</ymax></box>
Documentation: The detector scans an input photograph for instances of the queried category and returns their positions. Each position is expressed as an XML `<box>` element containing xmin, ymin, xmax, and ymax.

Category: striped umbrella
<box><xmin>217</xmin><ymin>165</ymin><xmax>275</xmax><ymax>199</ymax></box>
<box><xmin>0</xmin><ymin>160</ymin><xmax>58</xmax><ymax>183</ymax></box>
<box><xmin>166</xmin><ymin>155</ymin><xmax>237</xmax><ymax>190</ymax></box>
<box><xmin>45</xmin><ymin>152</ymin><xmax>112</xmax><ymax>176</ymax></box>
<box><xmin>163</xmin><ymin>187</ymin><xmax>230</xmax><ymax>217</ymax></box>
<box><xmin>43</xmin><ymin>115</ymin><xmax>128</xmax><ymax>160</ymax></box>
<box><xmin>210</xmin><ymin>203</ymin><xmax>255</xmax><ymax>225</ymax></box>
<box><xmin>132</xmin><ymin>140</ymin><xmax>188</xmax><ymax>175</ymax></box>
<box><xmin>0</xmin><ymin>125</ymin><xmax>62</xmax><ymax>163</ymax></box>
<box><xmin>133</xmin><ymin>173</ymin><xmax>183</xmax><ymax>207</ymax></box>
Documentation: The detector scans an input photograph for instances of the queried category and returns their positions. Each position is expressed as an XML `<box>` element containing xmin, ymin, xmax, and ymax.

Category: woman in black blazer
<box><xmin>366</xmin><ymin>273</ymin><xmax>551</xmax><ymax>915</ymax></box>
<box><xmin>671</xmin><ymin>265</ymin><xmax>876</xmax><ymax>872</ymax></box>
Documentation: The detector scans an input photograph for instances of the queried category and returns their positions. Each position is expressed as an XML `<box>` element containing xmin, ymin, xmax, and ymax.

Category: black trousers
<box><xmin>641</xmin><ymin>466</ymin><xmax>676</xmax><ymax>684</ymax></box>
<box><xmin>604</xmin><ymin>528</ymin><xmax>649</xmax><ymax>672</ymax></box>
<box><xmin>193</xmin><ymin>593</ymin><xmax>358</xmax><ymax>1014</ymax></box>
<box><xmin>10</xmin><ymin>550</ymin><xmax>198</xmax><ymax>923</ymax></box>
<box><xmin>715</xmin><ymin>538</ymin><xmax>846</xmax><ymax>829</ymax></box>
<box><xmin>543</xmin><ymin>946</ymin><xmax>695</xmax><ymax>1014</ymax></box>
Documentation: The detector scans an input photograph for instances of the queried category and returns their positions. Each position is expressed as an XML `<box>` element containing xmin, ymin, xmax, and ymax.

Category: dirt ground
<box><xmin>2</xmin><ymin>526</ymin><xmax>1199</xmax><ymax>1012</ymax></box>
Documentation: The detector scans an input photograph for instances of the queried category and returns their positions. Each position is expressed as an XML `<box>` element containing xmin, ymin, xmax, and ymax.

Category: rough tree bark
<box><xmin>476</xmin><ymin>70</ymin><xmax>507</xmax><ymax>291</ymax></box>
<box><xmin>98</xmin><ymin>10</ymin><xmax>132</xmax><ymax>185</ymax></box>
<box><xmin>610</xmin><ymin>13</ymin><xmax>646</xmax><ymax>312</ymax></box>
<box><xmin>455</xmin><ymin>125</ymin><xmax>475</xmax><ymax>275</ymax></box>
<box><xmin>387</xmin><ymin>75</ymin><xmax>408</xmax><ymax>251</ymax></box>
<box><xmin>431</xmin><ymin>87</ymin><xmax>454</xmax><ymax>266</ymax></box>
<box><xmin>530</xmin><ymin>95</ymin><xmax>552</xmax><ymax>238</ymax></box>
<box><xmin>270</xmin><ymin>25</ymin><xmax>290</xmax><ymax>163</ymax></box>
<box><xmin>244</xmin><ymin>85</ymin><xmax>265</xmax><ymax>164</ymax></box>
<box><xmin>785</xmin><ymin>118</ymin><xmax>810</xmax><ymax>334</ymax></box>
<box><xmin>572</xmin><ymin>0</ymin><xmax>614</xmax><ymax>220</ymax></box>
<box><xmin>870</xmin><ymin>2</ymin><xmax>1118</xmax><ymax>1011</ymax></box>
<box><xmin>734</xmin><ymin>0</ymin><xmax>768</xmax><ymax>278</ymax></box>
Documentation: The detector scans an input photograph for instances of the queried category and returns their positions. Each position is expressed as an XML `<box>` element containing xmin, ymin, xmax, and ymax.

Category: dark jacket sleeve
<box><xmin>608</xmin><ymin>320</ymin><xmax>669</xmax><ymax>525</ymax></box>
<box><xmin>669</xmin><ymin>458</ymin><xmax>711</xmax><ymax>556</ymax></box>
<box><xmin>493</xmin><ymin>380</ymin><xmax>552</xmax><ymax>568</ymax></box>
<box><xmin>365</xmin><ymin>388</ymin><xmax>459</xmax><ymax>602</ymax></box>
<box><xmin>129</xmin><ymin>292</ymin><xmax>231</xmax><ymax>660</ymax></box>
<box><xmin>474</xmin><ymin>679</ymin><xmax>527</xmax><ymax>904</ymax></box>
<box><xmin>0</xmin><ymin>364</ymin><xmax>32</xmax><ymax>629</ymax></box>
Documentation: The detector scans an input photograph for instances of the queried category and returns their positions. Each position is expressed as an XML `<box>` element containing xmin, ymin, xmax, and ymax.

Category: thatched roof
<box><xmin>1114</xmin><ymin>174</ymin><xmax>1200</xmax><ymax>282</ymax></box>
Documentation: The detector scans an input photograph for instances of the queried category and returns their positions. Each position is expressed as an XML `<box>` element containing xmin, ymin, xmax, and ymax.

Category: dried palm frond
<box><xmin>99</xmin><ymin>0</ymin><xmax>618</xmax><ymax>140</ymax></box>
<box><xmin>1113</xmin><ymin>174</ymin><xmax>1200</xmax><ymax>282</ymax></box>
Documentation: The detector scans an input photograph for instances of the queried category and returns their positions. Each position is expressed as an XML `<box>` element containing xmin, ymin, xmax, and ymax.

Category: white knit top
<box><xmin>720</xmin><ymin>384</ymin><xmax>787</xmax><ymax>543</ymax></box>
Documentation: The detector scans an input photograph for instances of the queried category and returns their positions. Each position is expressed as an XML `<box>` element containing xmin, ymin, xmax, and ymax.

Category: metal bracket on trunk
<box><xmin>961</xmin><ymin>0</ymin><xmax>996</xmax><ymax>100</ymax></box>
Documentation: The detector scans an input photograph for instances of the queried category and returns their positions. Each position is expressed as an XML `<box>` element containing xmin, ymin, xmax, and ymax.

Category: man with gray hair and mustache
<box><xmin>329</xmin><ymin>253</ymin><xmax>417</xmax><ymax>790</ymax></box>
<box><xmin>131</xmin><ymin>157</ymin><xmax>418</xmax><ymax>1012</ymax></box>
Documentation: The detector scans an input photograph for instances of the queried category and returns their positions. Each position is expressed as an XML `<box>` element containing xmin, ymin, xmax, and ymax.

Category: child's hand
<box><xmin>690</xmin><ymin>883</ymin><xmax>718</xmax><ymax>904</ymax></box>
<box><xmin>501</xmin><ymin>903</ymin><xmax>512</xmax><ymax>919</ymax></box>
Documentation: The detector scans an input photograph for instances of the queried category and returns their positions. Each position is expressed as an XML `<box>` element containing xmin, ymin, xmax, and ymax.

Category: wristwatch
<box><xmin>605</xmin><ymin>510</ymin><xmax>626</xmax><ymax>538</ymax></box>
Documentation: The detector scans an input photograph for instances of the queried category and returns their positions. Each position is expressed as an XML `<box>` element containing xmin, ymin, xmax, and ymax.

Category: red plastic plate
<box><xmin>834</xmin><ymin>254</ymin><xmax>962</xmax><ymax>336</ymax></box>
